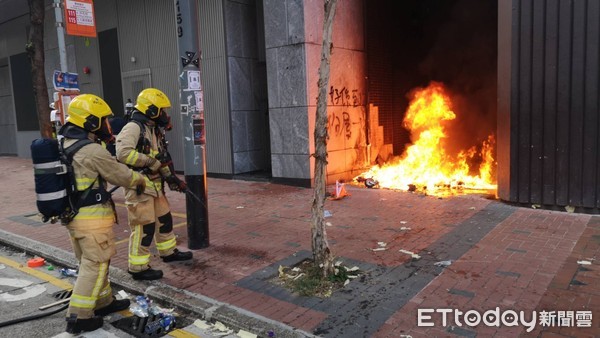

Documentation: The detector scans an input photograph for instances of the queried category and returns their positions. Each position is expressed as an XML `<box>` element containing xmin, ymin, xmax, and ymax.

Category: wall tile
<box><xmin>263</xmin><ymin>0</ymin><xmax>287</xmax><ymax>48</ymax></box>
<box><xmin>271</xmin><ymin>153</ymin><xmax>311</xmax><ymax>178</ymax></box>
<box><xmin>228</xmin><ymin>57</ymin><xmax>254</xmax><ymax>110</ymax></box>
<box><xmin>269</xmin><ymin>107</ymin><xmax>309</xmax><ymax>154</ymax></box>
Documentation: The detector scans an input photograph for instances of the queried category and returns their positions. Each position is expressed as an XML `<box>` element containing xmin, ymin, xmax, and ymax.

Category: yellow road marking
<box><xmin>168</xmin><ymin>329</ymin><xmax>201</xmax><ymax>338</ymax></box>
<box><xmin>115</xmin><ymin>203</ymin><xmax>186</xmax><ymax>219</ymax></box>
<box><xmin>115</xmin><ymin>222</ymin><xmax>187</xmax><ymax>245</ymax></box>
<box><xmin>0</xmin><ymin>256</ymin><xmax>72</xmax><ymax>290</ymax></box>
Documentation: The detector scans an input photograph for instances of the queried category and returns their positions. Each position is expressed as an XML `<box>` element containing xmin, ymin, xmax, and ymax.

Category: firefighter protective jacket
<box><xmin>115</xmin><ymin>114</ymin><xmax>164</xmax><ymax>203</ymax></box>
<box><xmin>63</xmin><ymin>128</ymin><xmax>145</xmax><ymax>229</ymax></box>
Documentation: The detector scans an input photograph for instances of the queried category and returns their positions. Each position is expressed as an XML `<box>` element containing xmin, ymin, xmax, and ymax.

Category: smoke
<box><xmin>416</xmin><ymin>0</ymin><xmax>498</xmax><ymax>158</ymax></box>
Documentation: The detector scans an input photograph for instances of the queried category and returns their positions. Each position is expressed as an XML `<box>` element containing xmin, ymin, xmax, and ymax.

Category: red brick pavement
<box><xmin>1</xmin><ymin>156</ymin><xmax>598</xmax><ymax>337</ymax></box>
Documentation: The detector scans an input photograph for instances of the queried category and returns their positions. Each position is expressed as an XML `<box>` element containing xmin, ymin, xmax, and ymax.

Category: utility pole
<box><xmin>53</xmin><ymin>0</ymin><xmax>68</xmax><ymax>72</ymax></box>
<box><xmin>174</xmin><ymin>0</ymin><xmax>209</xmax><ymax>249</ymax></box>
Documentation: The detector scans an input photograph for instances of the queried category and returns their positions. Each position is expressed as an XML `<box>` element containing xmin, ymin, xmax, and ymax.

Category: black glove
<box><xmin>165</xmin><ymin>174</ymin><xmax>187</xmax><ymax>192</ymax></box>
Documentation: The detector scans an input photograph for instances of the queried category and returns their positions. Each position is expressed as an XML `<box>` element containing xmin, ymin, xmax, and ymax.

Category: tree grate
<box><xmin>111</xmin><ymin>315</ymin><xmax>189</xmax><ymax>338</ymax></box>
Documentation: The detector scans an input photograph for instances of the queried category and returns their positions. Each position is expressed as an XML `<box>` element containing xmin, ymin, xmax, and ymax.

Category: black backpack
<box><xmin>31</xmin><ymin>138</ymin><xmax>110</xmax><ymax>224</ymax></box>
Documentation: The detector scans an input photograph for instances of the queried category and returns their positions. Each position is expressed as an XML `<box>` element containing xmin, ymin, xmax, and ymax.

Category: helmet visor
<box><xmin>157</xmin><ymin>109</ymin><xmax>172</xmax><ymax>130</ymax></box>
<box><xmin>96</xmin><ymin>117</ymin><xmax>115</xmax><ymax>144</ymax></box>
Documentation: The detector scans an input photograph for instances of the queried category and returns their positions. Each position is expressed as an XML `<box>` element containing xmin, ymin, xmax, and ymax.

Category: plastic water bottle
<box><xmin>59</xmin><ymin>268</ymin><xmax>78</xmax><ymax>277</ymax></box>
<box><xmin>144</xmin><ymin>320</ymin><xmax>162</xmax><ymax>334</ymax></box>
<box><xmin>160</xmin><ymin>314</ymin><xmax>175</xmax><ymax>330</ymax></box>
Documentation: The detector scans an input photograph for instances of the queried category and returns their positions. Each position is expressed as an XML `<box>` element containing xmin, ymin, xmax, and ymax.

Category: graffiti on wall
<box><xmin>327</xmin><ymin>85</ymin><xmax>364</xmax><ymax>140</ymax></box>
<box><xmin>328</xmin><ymin>111</ymin><xmax>353</xmax><ymax>140</ymax></box>
<box><xmin>329</xmin><ymin>86</ymin><xmax>363</xmax><ymax>107</ymax></box>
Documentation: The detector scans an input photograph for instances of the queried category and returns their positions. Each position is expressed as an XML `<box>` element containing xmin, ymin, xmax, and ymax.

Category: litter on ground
<box><xmin>399</xmin><ymin>249</ymin><xmax>421</xmax><ymax>259</ymax></box>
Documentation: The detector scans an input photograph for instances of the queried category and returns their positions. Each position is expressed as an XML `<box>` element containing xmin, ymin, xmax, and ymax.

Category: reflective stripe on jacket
<box><xmin>116</xmin><ymin>121</ymin><xmax>163</xmax><ymax>202</ymax></box>
<box><xmin>65</xmin><ymin>137</ymin><xmax>145</xmax><ymax>227</ymax></box>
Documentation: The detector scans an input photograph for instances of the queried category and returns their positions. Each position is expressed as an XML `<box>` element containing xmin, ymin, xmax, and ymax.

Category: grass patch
<box><xmin>275</xmin><ymin>259</ymin><xmax>360</xmax><ymax>298</ymax></box>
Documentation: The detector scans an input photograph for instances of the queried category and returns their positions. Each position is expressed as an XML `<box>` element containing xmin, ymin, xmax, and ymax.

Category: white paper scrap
<box><xmin>399</xmin><ymin>249</ymin><xmax>421</xmax><ymax>259</ymax></box>
<box><xmin>214</xmin><ymin>321</ymin><xmax>229</xmax><ymax>332</ymax></box>
<box><xmin>193</xmin><ymin>319</ymin><xmax>212</xmax><ymax>329</ymax></box>
<box><xmin>237</xmin><ymin>330</ymin><xmax>258</xmax><ymax>338</ymax></box>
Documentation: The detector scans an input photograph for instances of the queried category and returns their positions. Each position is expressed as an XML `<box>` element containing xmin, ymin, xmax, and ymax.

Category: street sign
<box><xmin>64</xmin><ymin>0</ymin><xmax>97</xmax><ymax>37</ymax></box>
<box><xmin>52</xmin><ymin>70</ymin><xmax>79</xmax><ymax>91</ymax></box>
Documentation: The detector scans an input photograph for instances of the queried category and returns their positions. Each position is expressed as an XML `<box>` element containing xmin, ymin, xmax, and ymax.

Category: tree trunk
<box><xmin>311</xmin><ymin>0</ymin><xmax>338</xmax><ymax>278</ymax></box>
<box><xmin>27</xmin><ymin>0</ymin><xmax>52</xmax><ymax>139</ymax></box>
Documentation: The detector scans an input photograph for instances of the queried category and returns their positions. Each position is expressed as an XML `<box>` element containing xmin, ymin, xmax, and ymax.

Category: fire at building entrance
<box><xmin>355</xmin><ymin>0</ymin><xmax>498</xmax><ymax>197</ymax></box>
<box><xmin>356</xmin><ymin>81</ymin><xmax>496</xmax><ymax>196</ymax></box>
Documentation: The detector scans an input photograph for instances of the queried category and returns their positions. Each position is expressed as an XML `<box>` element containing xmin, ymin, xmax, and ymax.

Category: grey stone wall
<box><xmin>264</xmin><ymin>0</ymin><xmax>367</xmax><ymax>183</ymax></box>
<box><xmin>264</xmin><ymin>0</ymin><xmax>310</xmax><ymax>180</ymax></box>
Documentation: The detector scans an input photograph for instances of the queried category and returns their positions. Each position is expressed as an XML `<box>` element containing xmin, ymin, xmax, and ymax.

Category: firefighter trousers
<box><xmin>126</xmin><ymin>194</ymin><xmax>176</xmax><ymax>272</ymax></box>
<box><xmin>66</xmin><ymin>225</ymin><xmax>115</xmax><ymax>319</ymax></box>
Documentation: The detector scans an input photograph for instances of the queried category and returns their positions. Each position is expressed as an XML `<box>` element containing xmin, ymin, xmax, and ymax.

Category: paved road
<box><xmin>0</xmin><ymin>246</ymin><xmax>243</xmax><ymax>338</ymax></box>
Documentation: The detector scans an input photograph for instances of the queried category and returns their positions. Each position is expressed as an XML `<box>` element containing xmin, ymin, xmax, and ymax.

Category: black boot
<box><xmin>65</xmin><ymin>314</ymin><xmax>103</xmax><ymax>334</ymax></box>
<box><xmin>129</xmin><ymin>267</ymin><xmax>163</xmax><ymax>280</ymax></box>
<box><xmin>95</xmin><ymin>297</ymin><xmax>131</xmax><ymax>316</ymax></box>
<box><xmin>161</xmin><ymin>248</ymin><xmax>193</xmax><ymax>262</ymax></box>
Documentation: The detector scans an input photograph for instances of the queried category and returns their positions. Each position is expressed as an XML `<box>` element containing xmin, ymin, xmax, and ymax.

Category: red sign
<box><xmin>64</xmin><ymin>0</ymin><xmax>96</xmax><ymax>37</ymax></box>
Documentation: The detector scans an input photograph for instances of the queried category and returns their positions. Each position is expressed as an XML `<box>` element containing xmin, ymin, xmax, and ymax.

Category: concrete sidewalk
<box><xmin>0</xmin><ymin>156</ymin><xmax>598</xmax><ymax>337</ymax></box>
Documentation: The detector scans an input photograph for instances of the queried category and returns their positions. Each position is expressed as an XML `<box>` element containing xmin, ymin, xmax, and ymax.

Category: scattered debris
<box><xmin>469</xmin><ymin>207</ymin><xmax>476</xmax><ymax>210</ymax></box>
<box><xmin>565</xmin><ymin>205</ymin><xmax>575</xmax><ymax>213</ymax></box>
<box><xmin>118</xmin><ymin>290</ymin><xmax>129</xmax><ymax>299</ymax></box>
<box><xmin>324</xmin><ymin>210</ymin><xmax>333</xmax><ymax>218</ymax></box>
<box><xmin>434</xmin><ymin>260</ymin><xmax>453</xmax><ymax>267</ymax></box>
<box><xmin>27</xmin><ymin>257</ymin><xmax>45</xmax><ymax>268</ymax></box>
<box><xmin>276</xmin><ymin>260</ymin><xmax>361</xmax><ymax>297</ymax></box>
<box><xmin>532</xmin><ymin>204</ymin><xmax>541</xmax><ymax>209</ymax></box>
<box><xmin>214</xmin><ymin>321</ymin><xmax>233</xmax><ymax>333</ymax></box>
<box><xmin>193</xmin><ymin>319</ymin><xmax>212</xmax><ymax>329</ymax></box>
<box><xmin>59</xmin><ymin>268</ymin><xmax>78</xmax><ymax>277</ymax></box>
<box><xmin>399</xmin><ymin>249</ymin><xmax>421</xmax><ymax>259</ymax></box>
<box><xmin>326</xmin><ymin>222</ymin><xmax>332</xmax><ymax>227</ymax></box>
<box><xmin>400</xmin><ymin>227</ymin><xmax>411</xmax><ymax>231</ymax></box>
<box><xmin>400</xmin><ymin>221</ymin><xmax>408</xmax><ymax>224</ymax></box>
<box><xmin>0</xmin><ymin>264</ymin><xmax>4</xmax><ymax>269</ymax></box>
<box><xmin>236</xmin><ymin>206</ymin><xmax>245</xmax><ymax>209</ymax></box>
<box><xmin>237</xmin><ymin>329</ymin><xmax>258</xmax><ymax>338</ymax></box>
<box><xmin>372</xmin><ymin>241</ymin><xmax>387</xmax><ymax>251</ymax></box>
<box><xmin>356</xmin><ymin>176</ymin><xmax>379</xmax><ymax>188</ymax></box>
<box><xmin>47</xmin><ymin>265</ymin><xmax>54</xmax><ymax>271</ymax></box>
<box><xmin>577</xmin><ymin>260</ymin><xmax>593</xmax><ymax>265</ymax></box>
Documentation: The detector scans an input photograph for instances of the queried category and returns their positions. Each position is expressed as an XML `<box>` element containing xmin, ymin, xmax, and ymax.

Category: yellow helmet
<box><xmin>66</xmin><ymin>94</ymin><xmax>113</xmax><ymax>131</ymax></box>
<box><xmin>135</xmin><ymin>88</ymin><xmax>171</xmax><ymax>119</ymax></box>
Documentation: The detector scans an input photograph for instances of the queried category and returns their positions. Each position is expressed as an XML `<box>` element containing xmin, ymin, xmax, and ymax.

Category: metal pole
<box><xmin>53</xmin><ymin>0</ymin><xmax>68</xmax><ymax>72</ymax></box>
<box><xmin>174</xmin><ymin>0</ymin><xmax>209</xmax><ymax>249</ymax></box>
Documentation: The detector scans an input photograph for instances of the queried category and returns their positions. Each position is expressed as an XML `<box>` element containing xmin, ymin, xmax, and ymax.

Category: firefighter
<box><xmin>59</xmin><ymin>94</ymin><xmax>147</xmax><ymax>333</ymax></box>
<box><xmin>115</xmin><ymin>88</ymin><xmax>193</xmax><ymax>281</ymax></box>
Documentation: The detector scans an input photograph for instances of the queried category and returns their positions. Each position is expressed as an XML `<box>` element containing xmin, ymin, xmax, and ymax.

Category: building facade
<box><xmin>1</xmin><ymin>0</ymin><xmax>598</xmax><ymax>211</ymax></box>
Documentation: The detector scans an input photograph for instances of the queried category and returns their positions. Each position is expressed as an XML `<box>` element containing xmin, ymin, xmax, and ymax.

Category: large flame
<box><xmin>357</xmin><ymin>82</ymin><xmax>497</xmax><ymax>196</ymax></box>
